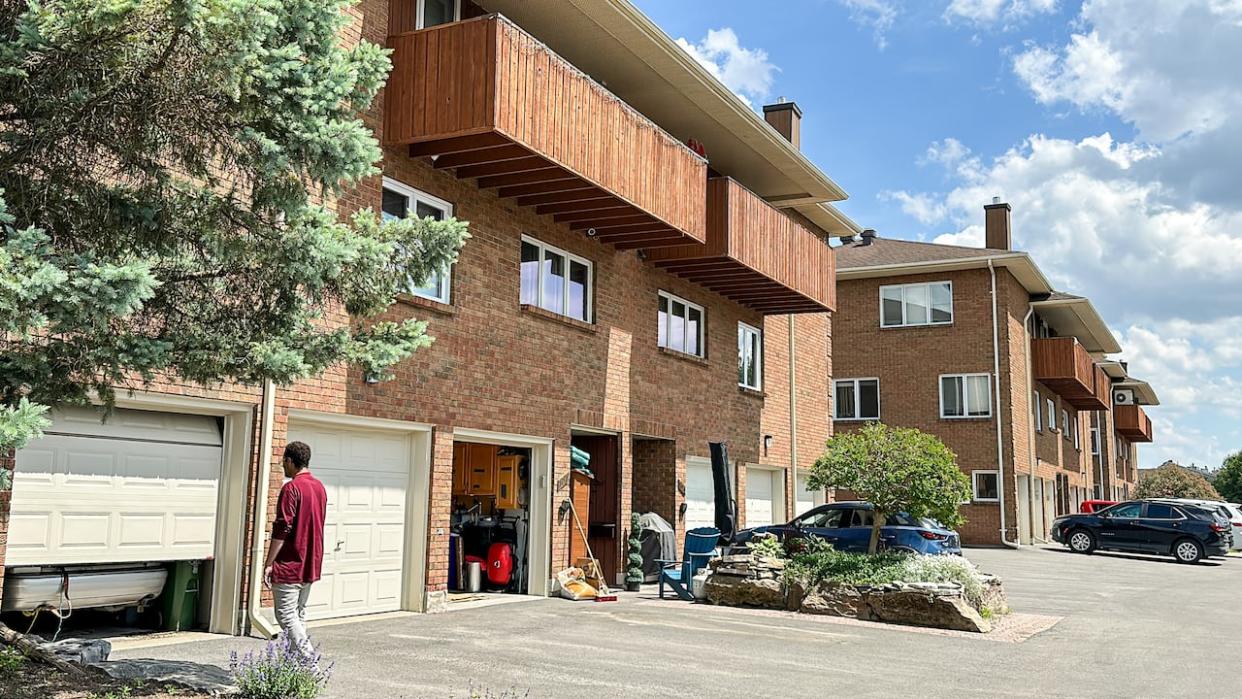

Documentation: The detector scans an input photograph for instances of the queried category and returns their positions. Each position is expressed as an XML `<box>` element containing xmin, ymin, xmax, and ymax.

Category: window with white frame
<box><xmin>1033</xmin><ymin>390</ymin><xmax>1042</xmax><ymax>432</ymax></box>
<box><xmin>416</xmin><ymin>0</ymin><xmax>460</xmax><ymax>28</ymax></box>
<box><xmin>519</xmin><ymin>236</ymin><xmax>593</xmax><ymax>322</ymax></box>
<box><xmin>657</xmin><ymin>291</ymin><xmax>705</xmax><ymax>357</ymax></box>
<box><xmin>1072</xmin><ymin>417</ymin><xmax>1081</xmax><ymax>450</ymax></box>
<box><xmin>382</xmin><ymin>178</ymin><xmax>454</xmax><ymax>304</ymax></box>
<box><xmin>737</xmin><ymin>322</ymin><xmax>763</xmax><ymax>390</ymax></box>
<box><xmin>972</xmin><ymin>471</ymin><xmax>1000</xmax><ymax>502</ymax></box>
<box><xmin>940</xmin><ymin>374</ymin><xmax>991</xmax><ymax>418</ymax></box>
<box><xmin>834</xmin><ymin>379</ymin><xmax>880</xmax><ymax>421</ymax></box>
<box><xmin>1090</xmin><ymin>426</ymin><xmax>1100</xmax><ymax>455</ymax></box>
<box><xmin>1062</xmin><ymin>409</ymin><xmax>1070</xmax><ymax>441</ymax></box>
<box><xmin>1047</xmin><ymin>398</ymin><xmax>1057</xmax><ymax>431</ymax></box>
<box><xmin>880</xmin><ymin>281</ymin><xmax>953</xmax><ymax>328</ymax></box>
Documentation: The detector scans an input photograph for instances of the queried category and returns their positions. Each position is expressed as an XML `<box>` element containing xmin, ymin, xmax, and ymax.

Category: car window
<box><xmin>796</xmin><ymin>508</ymin><xmax>844</xmax><ymax>529</ymax></box>
<box><xmin>1144</xmin><ymin>503</ymin><xmax>1179</xmax><ymax>519</ymax></box>
<box><xmin>1108</xmin><ymin>503</ymin><xmax>1142</xmax><ymax>518</ymax></box>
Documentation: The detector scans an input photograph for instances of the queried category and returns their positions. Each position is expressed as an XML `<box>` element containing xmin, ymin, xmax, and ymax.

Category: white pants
<box><xmin>272</xmin><ymin>582</ymin><xmax>313</xmax><ymax>652</ymax></box>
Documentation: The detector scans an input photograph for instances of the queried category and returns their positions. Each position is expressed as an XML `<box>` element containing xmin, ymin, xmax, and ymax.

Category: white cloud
<box><xmin>945</xmin><ymin>0</ymin><xmax>1058</xmax><ymax>25</ymax></box>
<box><xmin>1013</xmin><ymin>0</ymin><xmax>1242</xmax><ymax>141</ymax></box>
<box><xmin>879</xmin><ymin>190</ymin><xmax>949</xmax><ymax>225</ymax></box>
<box><xmin>836</xmin><ymin>0</ymin><xmax>898</xmax><ymax>49</ymax></box>
<box><xmin>674</xmin><ymin>28</ymin><xmax>778</xmax><ymax>107</ymax></box>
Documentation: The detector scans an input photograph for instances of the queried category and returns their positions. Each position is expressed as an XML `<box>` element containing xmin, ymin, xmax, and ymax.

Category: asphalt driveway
<box><xmin>114</xmin><ymin>546</ymin><xmax>1242</xmax><ymax>697</ymax></box>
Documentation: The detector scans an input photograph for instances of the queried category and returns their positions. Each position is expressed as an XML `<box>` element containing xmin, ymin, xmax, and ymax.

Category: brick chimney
<box><xmin>984</xmin><ymin>197</ymin><xmax>1011</xmax><ymax>251</ymax></box>
<box><xmin>763</xmin><ymin>98</ymin><xmax>801</xmax><ymax>150</ymax></box>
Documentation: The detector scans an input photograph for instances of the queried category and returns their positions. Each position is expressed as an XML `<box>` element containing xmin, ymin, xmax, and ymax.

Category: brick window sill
<box><xmin>519</xmin><ymin>304</ymin><xmax>598</xmax><ymax>333</ymax></box>
<box><xmin>939</xmin><ymin>417</ymin><xmax>993</xmax><ymax>423</ymax></box>
<box><xmin>738</xmin><ymin>386</ymin><xmax>766</xmax><ymax>399</ymax></box>
<box><xmin>658</xmin><ymin>346</ymin><xmax>709</xmax><ymax>366</ymax></box>
<box><xmin>396</xmin><ymin>293</ymin><xmax>456</xmax><ymax>316</ymax></box>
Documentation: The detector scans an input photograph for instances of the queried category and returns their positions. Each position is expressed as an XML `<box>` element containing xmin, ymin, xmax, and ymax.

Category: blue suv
<box><xmin>734</xmin><ymin>501</ymin><xmax>962</xmax><ymax>555</ymax></box>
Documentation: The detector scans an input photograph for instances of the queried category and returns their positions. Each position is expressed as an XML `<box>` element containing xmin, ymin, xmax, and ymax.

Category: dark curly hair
<box><xmin>284</xmin><ymin>441</ymin><xmax>312</xmax><ymax>470</ymax></box>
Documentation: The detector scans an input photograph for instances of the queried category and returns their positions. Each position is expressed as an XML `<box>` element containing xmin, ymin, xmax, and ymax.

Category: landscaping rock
<box><xmin>45</xmin><ymin>637</ymin><xmax>112</xmax><ymax>665</ymax></box>
<box><xmin>96</xmin><ymin>659</ymin><xmax>239</xmax><ymax>696</ymax></box>
<box><xmin>862</xmin><ymin>588</ymin><xmax>991</xmax><ymax>633</ymax></box>
<box><xmin>704</xmin><ymin>573</ymin><xmax>786</xmax><ymax>609</ymax></box>
<box><xmin>800</xmin><ymin>582</ymin><xmax>864</xmax><ymax>618</ymax></box>
<box><xmin>980</xmin><ymin>575</ymin><xmax>1009</xmax><ymax>615</ymax></box>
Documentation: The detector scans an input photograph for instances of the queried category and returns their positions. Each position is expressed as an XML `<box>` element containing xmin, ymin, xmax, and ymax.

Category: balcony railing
<box><xmin>384</xmin><ymin>15</ymin><xmax>707</xmax><ymax>248</ymax></box>
<box><xmin>1114</xmin><ymin>405</ymin><xmax>1153</xmax><ymax>442</ymax></box>
<box><xmin>643</xmin><ymin>177</ymin><xmax>835</xmax><ymax>314</ymax></box>
<box><xmin>1031</xmin><ymin>337</ymin><xmax>1110</xmax><ymax>410</ymax></box>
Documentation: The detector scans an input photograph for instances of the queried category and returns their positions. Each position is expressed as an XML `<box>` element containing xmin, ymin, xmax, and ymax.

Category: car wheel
<box><xmin>1068</xmin><ymin>529</ymin><xmax>1095</xmax><ymax>554</ymax></box>
<box><xmin>1173</xmin><ymin>538</ymin><xmax>1203</xmax><ymax>564</ymax></box>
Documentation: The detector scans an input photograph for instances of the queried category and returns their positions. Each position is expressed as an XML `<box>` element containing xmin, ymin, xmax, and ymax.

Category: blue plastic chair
<box><xmin>658</xmin><ymin>527</ymin><xmax>721</xmax><ymax>601</ymax></box>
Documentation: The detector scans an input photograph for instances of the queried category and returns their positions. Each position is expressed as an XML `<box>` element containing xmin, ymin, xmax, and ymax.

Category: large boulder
<box><xmin>704</xmin><ymin>573</ymin><xmax>786</xmax><ymax>609</ymax></box>
<box><xmin>862</xmin><ymin>586</ymin><xmax>991</xmax><ymax>633</ymax></box>
<box><xmin>799</xmin><ymin>582</ymin><xmax>864</xmax><ymax>618</ymax></box>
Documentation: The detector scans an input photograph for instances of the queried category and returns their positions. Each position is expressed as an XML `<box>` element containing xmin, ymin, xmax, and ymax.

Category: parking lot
<box><xmin>116</xmin><ymin>545</ymin><xmax>1241</xmax><ymax>697</ymax></box>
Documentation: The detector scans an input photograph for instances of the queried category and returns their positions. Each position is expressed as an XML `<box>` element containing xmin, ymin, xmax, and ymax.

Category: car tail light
<box><xmin>1232</xmin><ymin>522</ymin><xmax>1242</xmax><ymax>527</ymax></box>
<box><xmin>1210</xmin><ymin>522</ymin><xmax>1229</xmax><ymax>533</ymax></box>
<box><xmin>918</xmin><ymin>530</ymin><xmax>948</xmax><ymax>541</ymax></box>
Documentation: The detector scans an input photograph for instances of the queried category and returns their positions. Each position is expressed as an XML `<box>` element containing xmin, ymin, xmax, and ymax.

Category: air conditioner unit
<box><xmin>1113</xmin><ymin>389</ymin><xmax>1135</xmax><ymax>406</ymax></box>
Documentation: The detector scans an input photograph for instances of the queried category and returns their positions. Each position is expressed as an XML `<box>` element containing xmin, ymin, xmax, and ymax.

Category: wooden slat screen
<box><xmin>385</xmin><ymin>16</ymin><xmax>706</xmax><ymax>241</ymax></box>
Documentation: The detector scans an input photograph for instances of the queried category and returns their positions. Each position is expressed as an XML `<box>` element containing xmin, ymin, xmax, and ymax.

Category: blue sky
<box><xmin>635</xmin><ymin>0</ymin><xmax>1242</xmax><ymax>472</ymax></box>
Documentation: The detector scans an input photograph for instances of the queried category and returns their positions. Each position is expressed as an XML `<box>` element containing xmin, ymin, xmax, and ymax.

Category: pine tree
<box><xmin>0</xmin><ymin>0</ymin><xmax>469</xmax><ymax>448</ymax></box>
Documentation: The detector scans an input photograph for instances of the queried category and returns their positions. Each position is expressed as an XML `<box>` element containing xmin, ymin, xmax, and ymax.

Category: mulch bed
<box><xmin>1</xmin><ymin>662</ymin><xmax>213</xmax><ymax>699</ymax></box>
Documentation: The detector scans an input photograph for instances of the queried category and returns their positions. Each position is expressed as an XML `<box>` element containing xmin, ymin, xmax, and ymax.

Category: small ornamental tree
<box><xmin>0</xmin><ymin>0</ymin><xmax>469</xmax><ymax>450</ymax></box>
<box><xmin>807</xmin><ymin>423</ymin><xmax>971</xmax><ymax>554</ymax></box>
<box><xmin>1213</xmin><ymin>452</ymin><xmax>1242</xmax><ymax>503</ymax></box>
<box><xmin>1135</xmin><ymin>462</ymin><xmax>1221</xmax><ymax>500</ymax></box>
<box><xmin>625</xmin><ymin>512</ymin><xmax>644</xmax><ymax>591</ymax></box>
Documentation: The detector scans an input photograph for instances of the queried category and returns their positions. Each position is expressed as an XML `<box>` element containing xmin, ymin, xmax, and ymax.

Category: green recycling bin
<box><xmin>161</xmin><ymin>560</ymin><xmax>202</xmax><ymax>631</ymax></box>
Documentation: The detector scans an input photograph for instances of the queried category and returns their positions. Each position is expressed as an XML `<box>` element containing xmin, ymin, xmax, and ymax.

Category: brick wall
<box><xmin>759</xmin><ymin>311</ymin><xmax>832</xmax><ymax>523</ymax></box>
<box><xmin>0</xmin><ymin>448</ymin><xmax>12</xmax><ymax>607</ymax></box>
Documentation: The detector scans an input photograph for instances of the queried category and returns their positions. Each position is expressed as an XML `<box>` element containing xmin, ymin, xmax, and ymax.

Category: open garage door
<box><xmin>9</xmin><ymin>407</ymin><xmax>223</xmax><ymax>567</ymax></box>
<box><xmin>286</xmin><ymin>423</ymin><xmax>412</xmax><ymax>620</ymax></box>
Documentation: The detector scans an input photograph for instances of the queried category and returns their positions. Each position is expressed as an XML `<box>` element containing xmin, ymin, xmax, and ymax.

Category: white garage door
<box><xmin>745</xmin><ymin>466</ymin><xmax>784</xmax><ymax>527</ymax></box>
<box><xmin>796</xmin><ymin>473</ymin><xmax>825</xmax><ymax>516</ymax></box>
<box><xmin>286</xmin><ymin>423</ymin><xmax>410</xmax><ymax>620</ymax></box>
<box><xmin>9</xmin><ymin>407</ymin><xmax>222</xmax><ymax>566</ymax></box>
<box><xmin>684</xmin><ymin>458</ymin><xmax>716</xmax><ymax>531</ymax></box>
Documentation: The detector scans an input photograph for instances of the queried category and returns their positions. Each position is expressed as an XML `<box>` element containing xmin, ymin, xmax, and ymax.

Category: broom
<box><xmin>565</xmin><ymin>498</ymin><xmax>617</xmax><ymax>602</ymax></box>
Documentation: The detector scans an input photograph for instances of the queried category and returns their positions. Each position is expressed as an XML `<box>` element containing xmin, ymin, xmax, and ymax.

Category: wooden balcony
<box><xmin>643</xmin><ymin>178</ymin><xmax>834</xmax><ymax>314</ymax></box>
<box><xmin>1031</xmin><ymin>337</ymin><xmax>1110</xmax><ymax>410</ymax></box>
<box><xmin>1114</xmin><ymin>405</ymin><xmax>1153</xmax><ymax>442</ymax></box>
<box><xmin>384</xmin><ymin>15</ymin><xmax>707</xmax><ymax>248</ymax></box>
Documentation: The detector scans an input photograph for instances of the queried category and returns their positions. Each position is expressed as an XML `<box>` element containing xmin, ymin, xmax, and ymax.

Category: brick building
<box><xmin>0</xmin><ymin>0</ymin><xmax>855</xmax><ymax>635</ymax></box>
<box><xmin>832</xmin><ymin>201</ymin><xmax>1157</xmax><ymax>546</ymax></box>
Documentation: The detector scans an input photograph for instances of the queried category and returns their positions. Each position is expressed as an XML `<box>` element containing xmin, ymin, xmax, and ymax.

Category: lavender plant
<box><xmin>230</xmin><ymin>636</ymin><xmax>333</xmax><ymax>699</ymax></box>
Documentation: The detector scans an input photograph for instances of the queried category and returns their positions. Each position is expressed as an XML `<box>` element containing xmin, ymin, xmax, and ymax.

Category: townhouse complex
<box><xmin>0</xmin><ymin>0</ymin><xmax>1157</xmax><ymax>636</ymax></box>
<box><xmin>833</xmin><ymin>202</ymin><xmax>1157</xmax><ymax>546</ymax></box>
<box><xmin>0</xmin><ymin>0</ymin><xmax>854</xmax><ymax>634</ymax></box>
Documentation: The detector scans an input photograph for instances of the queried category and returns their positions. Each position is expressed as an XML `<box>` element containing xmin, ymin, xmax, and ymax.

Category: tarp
<box><xmin>637</xmin><ymin>512</ymin><xmax>675</xmax><ymax>582</ymax></box>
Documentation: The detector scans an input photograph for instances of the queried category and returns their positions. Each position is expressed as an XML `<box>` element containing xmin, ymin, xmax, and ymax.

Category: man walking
<box><xmin>264</xmin><ymin>440</ymin><xmax>327</xmax><ymax>653</ymax></box>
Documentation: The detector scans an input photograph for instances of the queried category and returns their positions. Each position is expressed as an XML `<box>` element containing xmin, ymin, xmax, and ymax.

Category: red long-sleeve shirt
<box><xmin>270</xmin><ymin>471</ymin><xmax>327</xmax><ymax>584</ymax></box>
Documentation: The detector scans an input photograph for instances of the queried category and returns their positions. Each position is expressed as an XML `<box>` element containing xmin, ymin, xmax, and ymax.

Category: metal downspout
<box><xmin>991</xmin><ymin>260</ymin><xmax>1020</xmax><ymax>548</ymax></box>
<box><xmin>246</xmin><ymin>380</ymin><xmax>280</xmax><ymax>638</ymax></box>
<box><xmin>788</xmin><ymin>315</ymin><xmax>798</xmax><ymax>519</ymax></box>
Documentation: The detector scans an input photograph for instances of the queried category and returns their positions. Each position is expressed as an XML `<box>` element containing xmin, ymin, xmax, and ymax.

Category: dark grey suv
<box><xmin>1051</xmin><ymin>500</ymin><xmax>1232</xmax><ymax>564</ymax></box>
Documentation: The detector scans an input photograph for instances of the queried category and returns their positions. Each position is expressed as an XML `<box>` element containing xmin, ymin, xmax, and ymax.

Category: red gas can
<box><xmin>486</xmin><ymin>542</ymin><xmax>514</xmax><ymax>587</ymax></box>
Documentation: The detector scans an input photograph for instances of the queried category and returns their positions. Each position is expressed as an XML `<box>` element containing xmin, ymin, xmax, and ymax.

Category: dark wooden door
<box><xmin>573</xmin><ymin>435</ymin><xmax>621</xmax><ymax>583</ymax></box>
